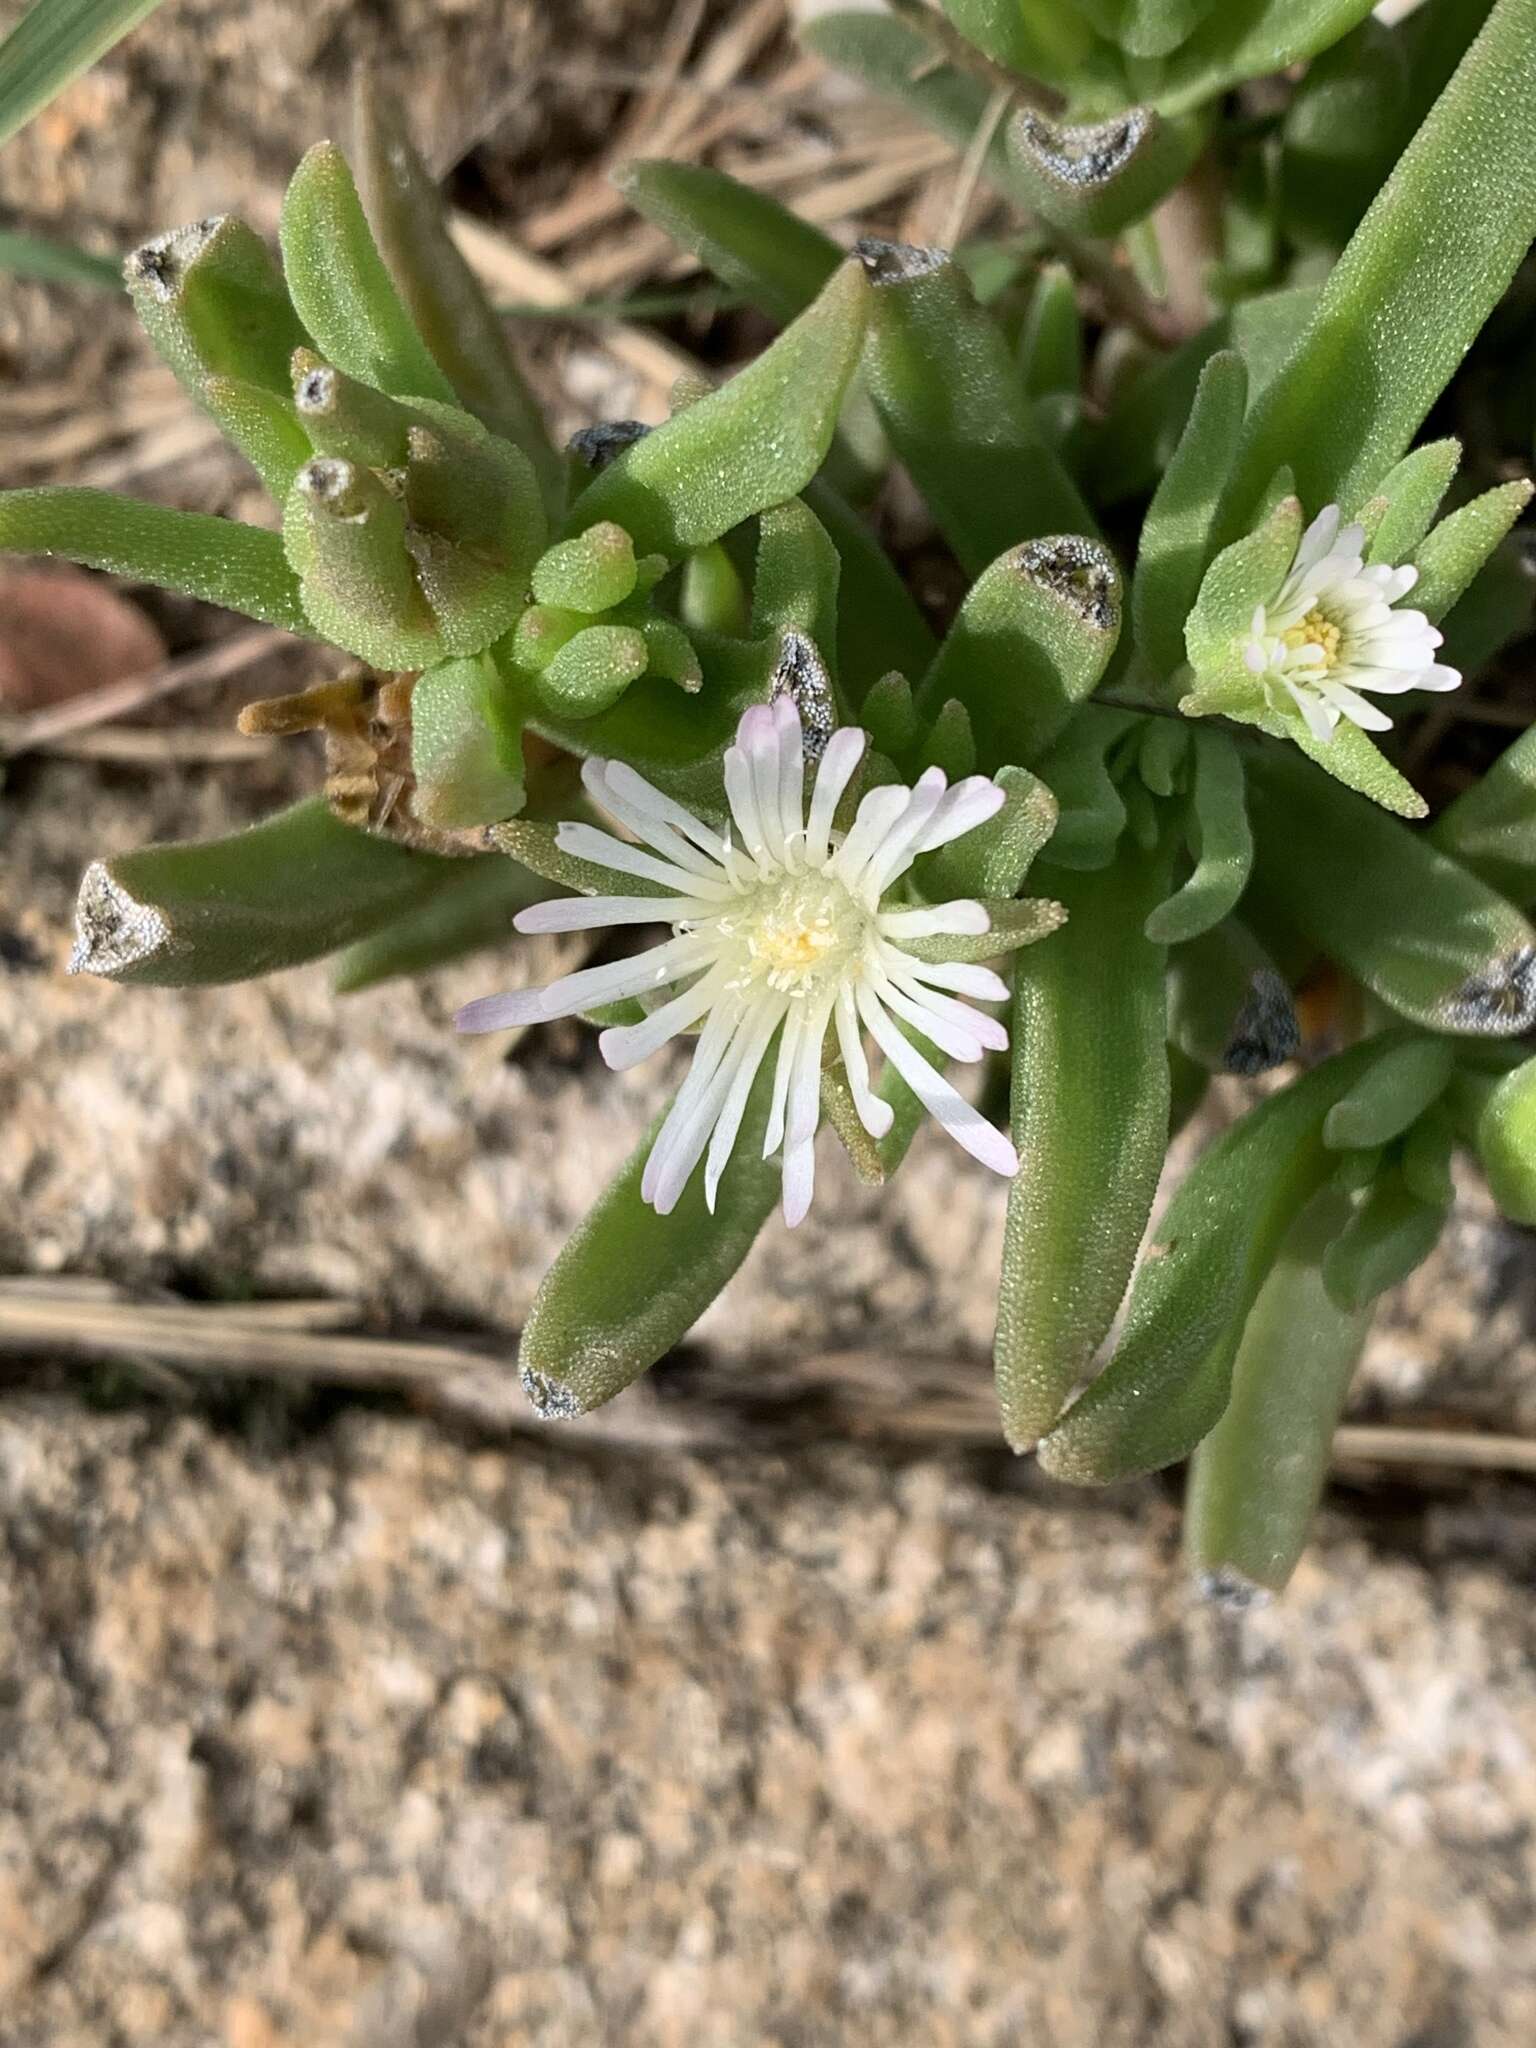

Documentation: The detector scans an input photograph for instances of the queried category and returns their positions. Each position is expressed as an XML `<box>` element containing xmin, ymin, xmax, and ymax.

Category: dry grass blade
<box><xmin>448</xmin><ymin>212</ymin><xmax>699</xmax><ymax>396</ymax></box>
<box><xmin>5</xmin><ymin>1284</ymin><xmax>1536</xmax><ymax>1480</ymax></box>
<box><xmin>33</xmin><ymin>724</ymin><xmax>277</xmax><ymax>763</ymax></box>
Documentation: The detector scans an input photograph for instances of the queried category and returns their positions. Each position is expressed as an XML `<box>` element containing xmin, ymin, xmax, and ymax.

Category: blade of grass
<box><xmin>0</xmin><ymin>227</ymin><xmax>121</xmax><ymax>288</ymax></box>
<box><xmin>0</xmin><ymin>0</ymin><xmax>170</xmax><ymax>149</ymax></box>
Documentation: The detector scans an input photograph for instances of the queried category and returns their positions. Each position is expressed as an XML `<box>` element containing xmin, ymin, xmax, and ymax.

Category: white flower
<box><xmin>456</xmin><ymin>698</ymin><xmax>1020</xmax><ymax>1226</ymax></box>
<box><xmin>1240</xmin><ymin>503</ymin><xmax>1460</xmax><ymax>742</ymax></box>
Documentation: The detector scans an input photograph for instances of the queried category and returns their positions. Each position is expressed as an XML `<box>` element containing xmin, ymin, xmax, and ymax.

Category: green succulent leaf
<box><xmin>1018</xmin><ymin>263</ymin><xmax>1082</xmax><ymax>402</ymax></box>
<box><xmin>0</xmin><ymin>487</ymin><xmax>311</xmax><ymax>636</ymax></box>
<box><xmin>1004</xmin><ymin>105</ymin><xmax>1204</xmax><ymax>238</ymax></box>
<box><xmin>124</xmin><ymin>214</ymin><xmax>308</xmax><ymax>399</ymax></box>
<box><xmin>67</xmin><ymin>799</ymin><xmax>465</xmax><ymax>986</ymax></box>
<box><xmin>1218</xmin><ymin>0</ymin><xmax>1536</xmax><ymax>531</ymax></box>
<box><xmin>331</xmin><ymin>852</ymin><xmax>553</xmax><ymax>992</ymax></box>
<box><xmin>1411</xmin><ymin>480</ymin><xmax>1535</xmax><ymax>623</ymax></box>
<box><xmin>518</xmin><ymin>1062</ymin><xmax>929</xmax><ymax>1417</ymax></box>
<box><xmin>411</xmin><ymin>653</ymin><xmax>527</xmax><ymax>829</ymax></box>
<box><xmin>1322</xmin><ymin>1036</ymin><xmax>1455</xmax><ymax>1151</ymax></box>
<box><xmin>751</xmin><ymin>498</ymin><xmax>841</xmax><ymax>682</ymax></box>
<box><xmin>805</xmin><ymin>479</ymin><xmax>938</xmax><ymax>703</ymax></box>
<box><xmin>616</xmin><ymin>158</ymin><xmax>840</xmax><ymax>327</ymax></box>
<box><xmin>1033</xmin><ymin>705</ymin><xmax>1138</xmax><ymax>869</ymax></box>
<box><xmin>1430</xmin><ymin>726</ymin><xmax>1536</xmax><ymax>908</ymax></box>
<box><xmin>919</xmin><ymin>537</ymin><xmax>1122</xmax><ymax>772</ymax></box>
<box><xmin>279</xmin><ymin>140</ymin><xmax>457</xmax><ymax>406</ymax></box>
<box><xmin>802</xmin><ymin>13</ymin><xmax>1037</xmax><ymax>209</ymax></box>
<box><xmin>352</xmin><ymin>78</ymin><xmax>560</xmax><ymax>502</ymax></box>
<box><xmin>1144</xmin><ymin>730</ymin><xmax>1251</xmax><ymax>946</ymax></box>
<box><xmin>1475</xmin><ymin>1055</ymin><xmax>1536</xmax><ymax>1224</ymax></box>
<box><xmin>532</xmin><ymin>521</ymin><xmax>639</xmax><ymax>615</ymax></box>
<box><xmin>1184</xmin><ymin>491</ymin><xmax>1301</xmax><ymax>686</ymax></box>
<box><xmin>994</xmin><ymin>835</ymin><xmax>1177</xmax><ymax>1449</ymax></box>
<box><xmin>1183</xmin><ymin>1185</ymin><xmax>1373</xmax><ymax>1597</ymax></box>
<box><xmin>535</xmin><ymin>623</ymin><xmax>651</xmax><ymax>718</ymax></box>
<box><xmin>1321</xmin><ymin>1165</ymin><xmax>1448</xmax><ymax>1312</ymax></box>
<box><xmin>1247</xmin><ymin>749</ymin><xmax>1536</xmax><ymax>1037</ymax></box>
<box><xmin>1153</xmin><ymin>1</ymin><xmax>1385</xmax><ymax>118</ymax></box>
<box><xmin>1279</xmin><ymin>16</ymin><xmax>1411</xmax><ymax>252</ymax></box>
<box><xmin>857</xmin><ymin>241</ymin><xmax>1097</xmax><ymax>578</ymax></box>
<box><xmin>1134</xmin><ymin>349</ymin><xmax>1248</xmax><ymax>683</ymax></box>
<box><xmin>1036</xmin><ymin>1033</ymin><xmax>1408</xmax><ymax>1485</ymax></box>
<box><xmin>567</xmin><ymin>261</ymin><xmax>870</xmax><ymax>558</ymax></box>
<box><xmin>1088</xmin><ymin>285</ymin><xmax>1319</xmax><ymax>506</ymax></box>
<box><xmin>1352</xmin><ymin>438</ymin><xmax>1460</xmax><ymax>567</ymax></box>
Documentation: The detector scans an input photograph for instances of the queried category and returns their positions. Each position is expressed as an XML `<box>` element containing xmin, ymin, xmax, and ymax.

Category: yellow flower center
<box><xmin>1280</xmin><ymin>607</ymin><xmax>1343</xmax><ymax>670</ymax></box>
<box><xmin>732</xmin><ymin>874</ymin><xmax>866</xmax><ymax>996</ymax></box>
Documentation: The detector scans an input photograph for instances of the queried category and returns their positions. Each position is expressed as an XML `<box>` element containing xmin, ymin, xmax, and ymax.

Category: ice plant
<box><xmin>456</xmin><ymin>698</ymin><xmax>1019</xmax><ymax>1225</ymax></box>
<box><xmin>9</xmin><ymin>0</ymin><xmax>1536</xmax><ymax>1595</ymax></box>
<box><xmin>1239</xmin><ymin>505</ymin><xmax>1459</xmax><ymax>741</ymax></box>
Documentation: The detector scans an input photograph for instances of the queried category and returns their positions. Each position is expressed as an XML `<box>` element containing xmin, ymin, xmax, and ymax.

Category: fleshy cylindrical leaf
<box><xmin>411</xmin><ymin>654</ymin><xmax>526</xmax><ymax>829</ymax></box>
<box><xmin>1037</xmin><ymin>1034</ymin><xmax>1408</xmax><ymax>1484</ymax></box>
<box><xmin>1183</xmin><ymin>1185</ymin><xmax>1372</xmax><ymax>1597</ymax></box>
<box><xmin>1475</xmin><ymin>1055</ymin><xmax>1536</xmax><ymax>1224</ymax></box>
<box><xmin>1217</xmin><ymin>0</ymin><xmax>1536</xmax><ymax>530</ymax></box>
<box><xmin>1004</xmin><ymin>104</ymin><xmax>1204</xmax><ymax>237</ymax></box>
<box><xmin>0</xmin><ymin>487</ymin><xmax>311</xmax><ymax>636</ymax></box>
<box><xmin>1321</xmin><ymin>1036</ymin><xmax>1454</xmax><ymax>1150</ymax></box>
<box><xmin>617</xmin><ymin>159</ymin><xmax>840</xmax><ymax>327</ymax></box>
<box><xmin>280</xmin><ymin>141</ymin><xmax>456</xmax><ymax>405</ymax></box>
<box><xmin>1144</xmin><ymin>730</ymin><xmax>1252</xmax><ymax>945</ymax></box>
<box><xmin>995</xmin><ymin>837</ymin><xmax>1177</xmax><ymax>1448</ymax></box>
<box><xmin>1430</xmin><ymin>726</ymin><xmax>1536</xmax><ymax>908</ymax></box>
<box><xmin>332</xmin><ymin>851</ymin><xmax>552</xmax><ymax>992</ymax></box>
<box><xmin>856</xmin><ymin>240</ymin><xmax>1097</xmax><ymax>577</ymax></box>
<box><xmin>352</xmin><ymin>79</ymin><xmax>560</xmax><ymax>502</ymax></box>
<box><xmin>1132</xmin><ymin>350</ymin><xmax>1248</xmax><ymax>681</ymax></box>
<box><xmin>68</xmin><ymin>799</ymin><xmax>466</xmax><ymax>986</ymax></box>
<box><xmin>1247</xmin><ymin>750</ymin><xmax>1536</xmax><ymax>1038</ymax></box>
<box><xmin>568</xmin><ymin>262</ymin><xmax>871</xmax><ymax>558</ymax></box>
<box><xmin>917</xmin><ymin>536</ymin><xmax>1121</xmax><ymax>771</ymax></box>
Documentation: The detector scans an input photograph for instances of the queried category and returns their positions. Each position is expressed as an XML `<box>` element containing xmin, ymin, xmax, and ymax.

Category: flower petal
<box><xmin>583</xmin><ymin>759</ymin><xmax>728</xmax><ymax>881</ymax></box>
<box><xmin>515</xmin><ymin>895</ymin><xmax>696</xmax><ymax>934</ymax></box>
<box><xmin>598</xmin><ymin>965</ymin><xmax>730</xmax><ymax>1071</ymax></box>
<box><xmin>704</xmin><ymin>1003</ymin><xmax>783</xmax><ymax>1211</ymax></box>
<box><xmin>834</xmin><ymin>984</ymin><xmax>894</xmax><ymax>1140</ymax></box>
<box><xmin>804</xmin><ymin>725</ymin><xmax>867</xmax><ymax>865</ymax></box>
<box><xmin>878</xmin><ymin>901</ymin><xmax>990</xmax><ymax>940</ymax></box>
<box><xmin>912</xmin><ymin>776</ymin><xmax>1008</xmax><ymax>857</ymax></box>
<box><xmin>556</xmin><ymin>821</ymin><xmax>732</xmax><ymax>899</ymax></box>
<box><xmin>859</xmin><ymin>985</ymin><xmax>1019</xmax><ymax>1177</ymax></box>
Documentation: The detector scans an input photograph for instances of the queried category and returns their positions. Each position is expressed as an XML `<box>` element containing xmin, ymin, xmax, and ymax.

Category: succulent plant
<box><xmin>9</xmin><ymin>0</ymin><xmax>1536</xmax><ymax>1595</ymax></box>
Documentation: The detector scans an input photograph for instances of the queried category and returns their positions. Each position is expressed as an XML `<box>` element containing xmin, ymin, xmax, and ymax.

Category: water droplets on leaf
<box><xmin>123</xmin><ymin>217</ymin><xmax>226</xmax><ymax>300</ymax></box>
<box><xmin>768</xmin><ymin>629</ymin><xmax>836</xmax><ymax>761</ymax></box>
<box><xmin>1012</xmin><ymin>536</ymin><xmax>1119</xmax><ymax>631</ymax></box>
<box><xmin>853</xmin><ymin>237</ymin><xmax>948</xmax><ymax>288</ymax></box>
<box><xmin>520</xmin><ymin>1362</ymin><xmax>583</xmax><ymax>1420</ymax></box>
<box><xmin>1442</xmin><ymin>945</ymin><xmax>1536</xmax><ymax>1036</ymax></box>
<box><xmin>1012</xmin><ymin>109</ymin><xmax>1151</xmax><ymax>191</ymax></box>
<box><xmin>69</xmin><ymin>864</ymin><xmax>170</xmax><ymax>979</ymax></box>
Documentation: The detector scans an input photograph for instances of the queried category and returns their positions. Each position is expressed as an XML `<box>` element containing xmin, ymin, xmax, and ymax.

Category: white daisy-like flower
<box><xmin>1240</xmin><ymin>503</ymin><xmax>1460</xmax><ymax>742</ymax></box>
<box><xmin>456</xmin><ymin>698</ymin><xmax>1021</xmax><ymax>1226</ymax></box>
